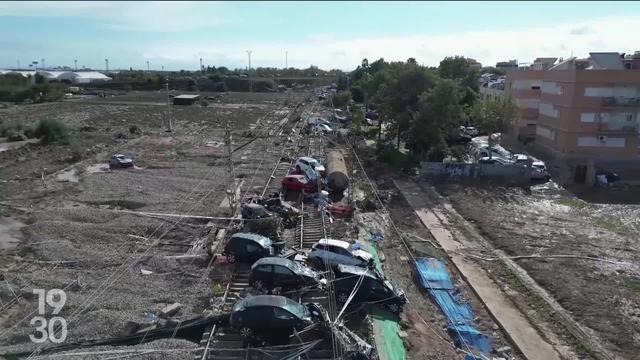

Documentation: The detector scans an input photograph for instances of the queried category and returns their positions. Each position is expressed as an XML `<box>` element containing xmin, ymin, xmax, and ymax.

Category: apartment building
<box><xmin>504</xmin><ymin>57</ymin><xmax>556</xmax><ymax>140</ymax></box>
<box><xmin>506</xmin><ymin>52</ymin><xmax>640</xmax><ymax>162</ymax></box>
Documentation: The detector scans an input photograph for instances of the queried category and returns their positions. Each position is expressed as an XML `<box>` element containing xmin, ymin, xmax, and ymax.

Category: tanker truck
<box><xmin>326</xmin><ymin>150</ymin><xmax>349</xmax><ymax>194</ymax></box>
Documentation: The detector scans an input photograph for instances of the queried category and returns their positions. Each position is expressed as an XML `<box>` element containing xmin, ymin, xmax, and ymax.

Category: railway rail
<box><xmin>195</xmin><ymin>95</ymin><xmax>343</xmax><ymax>360</ymax></box>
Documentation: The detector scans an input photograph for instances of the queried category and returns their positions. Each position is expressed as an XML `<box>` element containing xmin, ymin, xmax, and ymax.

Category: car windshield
<box><xmin>283</xmin><ymin>297</ymin><xmax>308</xmax><ymax>318</ymax></box>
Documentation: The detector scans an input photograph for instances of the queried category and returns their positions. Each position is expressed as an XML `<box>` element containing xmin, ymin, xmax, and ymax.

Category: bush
<box><xmin>70</xmin><ymin>142</ymin><xmax>83</xmax><ymax>162</ymax></box>
<box><xmin>33</xmin><ymin>119</ymin><xmax>69</xmax><ymax>144</ymax></box>
<box><xmin>213</xmin><ymin>82</ymin><xmax>227</xmax><ymax>92</ymax></box>
<box><xmin>350</xmin><ymin>85</ymin><xmax>364</xmax><ymax>103</ymax></box>
<box><xmin>364</xmin><ymin>126</ymin><xmax>379</xmax><ymax>139</ymax></box>
<box><xmin>331</xmin><ymin>91</ymin><xmax>351</xmax><ymax>107</ymax></box>
<box><xmin>129</xmin><ymin>125</ymin><xmax>140</xmax><ymax>134</ymax></box>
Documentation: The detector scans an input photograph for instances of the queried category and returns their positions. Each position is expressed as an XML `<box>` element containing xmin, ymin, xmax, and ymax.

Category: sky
<box><xmin>2</xmin><ymin>1</ymin><xmax>640</xmax><ymax>71</ymax></box>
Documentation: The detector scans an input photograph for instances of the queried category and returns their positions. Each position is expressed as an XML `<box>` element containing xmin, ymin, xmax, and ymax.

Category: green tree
<box><xmin>409</xmin><ymin>79</ymin><xmax>465</xmax><ymax>161</ymax></box>
<box><xmin>438</xmin><ymin>56</ymin><xmax>481</xmax><ymax>106</ymax></box>
<box><xmin>471</xmin><ymin>96</ymin><xmax>518</xmax><ymax>154</ymax></box>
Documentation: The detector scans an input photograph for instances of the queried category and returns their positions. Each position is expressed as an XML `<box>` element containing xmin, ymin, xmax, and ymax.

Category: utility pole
<box><xmin>224</xmin><ymin>112</ymin><xmax>237</xmax><ymax>214</ymax></box>
<box><xmin>200</xmin><ymin>57</ymin><xmax>203</xmax><ymax>72</ymax></box>
<box><xmin>74</xmin><ymin>59</ymin><xmax>78</xmax><ymax>71</ymax></box>
<box><xmin>17</xmin><ymin>60</ymin><xmax>20</xmax><ymax>70</ymax></box>
<box><xmin>41</xmin><ymin>58</ymin><xmax>45</xmax><ymax>70</ymax></box>
<box><xmin>146</xmin><ymin>60</ymin><xmax>150</xmax><ymax>73</ymax></box>
<box><xmin>246</xmin><ymin>50</ymin><xmax>253</xmax><ymax>92</ymax></box>
<box><xmin>105</xmin><ymin>58</ymin><xmax>109</xmax><ymax>73</ymax></box>
<box><xmin>165</xmin><ymin>82</ymin><xmax>172</xmax><ymax>132</ymax></box>
<box><xmin>285</xmin><ymin>51</ymin><xmax>288</xmax><ymax>69</ymax></box>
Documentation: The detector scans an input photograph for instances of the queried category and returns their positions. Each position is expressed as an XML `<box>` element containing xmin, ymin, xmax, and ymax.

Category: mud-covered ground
<box><xmin>436</xmin><ymin>182</ymin><xmax>640</xmax><ymax>359</ymax></box>
<box><xmin>346</xmin><ymin>144</ymin><xmax>521</xmax><ymax>360</ymax></box>
<box><xmin>0</xmin><ymin>91</ymin><xmax>304</xmax><ymax>355</ymax></box>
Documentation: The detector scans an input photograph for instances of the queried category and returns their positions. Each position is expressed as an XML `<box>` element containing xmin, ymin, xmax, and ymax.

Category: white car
<box><xmin>308</xmin><ymin>239</ymin><xmax>373</xmax><ymax>268</ymax></box>
<box><xmin>307</xmin><ymin>116</ymin><xmax>331</xmax><ymax>127</ymax></box>
<box><xmin>295</xmin><ymin>157</ymin><xmax>325</xmax><ymax>176</ymax></box>
<box><xmin>531</xmin><ymin>161</ymin><xmax>551</xmax><ymax>180</ymax></box>
<box><xmin>478</xmin><ymin>156</ymin><xmax>513</xmax><ymax>165</ymax></box>
<box><xmin>311</xmin><ymin>123</ymin><xmax>333</xmax><ymax>134</ymax></box>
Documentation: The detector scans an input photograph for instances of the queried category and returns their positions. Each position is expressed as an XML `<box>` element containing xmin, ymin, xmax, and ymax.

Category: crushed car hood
<box><xmin>352</xmin><ymin>249</ymin><xmax>373</xmax><ymax>262</ymax></box>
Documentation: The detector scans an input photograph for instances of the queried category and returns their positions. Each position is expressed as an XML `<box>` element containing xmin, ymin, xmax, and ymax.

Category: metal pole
<box><xmin>146</xmin><ymin>61</ymin><xmax>150</xmax><ymax>73</ymax></box>
<box><xmin>165</xmin><ymin>82</ymin><xmax>172</xmax><ymax>132</ymax></box>
<box><xmin>246</xmin><ymin>50</ymin><xmax>253</xmax><ymax>92</ymax></box>
<box><xmin>200</xmin><ymin>57</ymin><xmax>203</xmax><ymax>72</ymax></box>
<box><xmin>285</xmin><ymin>51</ymin><xmax>288</xmax><ymax>69</ymax></box>
<box><xmin>41</xmin><ymin>58</ymin><xmax>45</xmax><ymax>70</ymax></box>
<box><xmin>74</xmin><ymin>59</ymin><xmax>77</xmax><ymax>71</ymax></box>
<box><xmin>105</xmin><ymin>59</ymin><xmax>109</xmax><ymax>72</ymax></box>
<box><xmin>17</xmin><ymin>60</ymin><xmax>20</xmax><ymax>70</ymax></box>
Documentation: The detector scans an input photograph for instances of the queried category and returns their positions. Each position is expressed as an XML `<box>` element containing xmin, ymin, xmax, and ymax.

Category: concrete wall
<box><xmin>421</xmin><ymin>162</ymin><xmax>530</xmax><ymax>185</ymax></box>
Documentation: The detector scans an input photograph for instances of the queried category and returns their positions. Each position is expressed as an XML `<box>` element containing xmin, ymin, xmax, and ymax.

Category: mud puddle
<box><xmin>0</xmin><ymin>217</ymin><xmax>26</xmax><ymax>250</ymax></box>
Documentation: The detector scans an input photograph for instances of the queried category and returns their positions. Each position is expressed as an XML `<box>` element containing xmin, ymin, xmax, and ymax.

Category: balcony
<box><xmin>601</xmin><ymin>97</ymin><xmax>640</xmax><ymax>107</ymax></box>
<box><xmin>597</xmin><ymin>121</ymin><xmax>638</xmax><ymax>133</ymax></box>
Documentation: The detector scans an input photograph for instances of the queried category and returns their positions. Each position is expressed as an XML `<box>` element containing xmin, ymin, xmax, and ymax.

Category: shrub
<box><xmin>33</xmin><ymin>119</ymin><xmax>69</xmax><ymax>144</ymax></box>
<box><xmin>331</xmin><ymin>91</ymin><xmax>351</xmax><ymax>107</ymax></box>
<box><xmin>129</xmin><ymin>125</ymin><xmax>140</xmax><ymax>134</ymax></box>
<box><xmin>364</xmin><ymin>126</ymin><xmax>379</xmax><ymax>139</ymax></box>
<box><xmin>70</xmin><ymin>142</ymin><xmax>83</xmax><ymax>162</ymax></box>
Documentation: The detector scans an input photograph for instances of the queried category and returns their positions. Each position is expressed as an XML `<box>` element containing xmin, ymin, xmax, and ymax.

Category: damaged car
<box><xmin>223</xmin><ymin>232</ymin><xmax>284</xmax><ymax>263</ymax></box>
<box><xmin>333</xmin><ymin>264</ymin><xmax>406</xmax><ymax>314</ymax></box>
<box><xmin>308</xmin><ymin>239</ymin><xmax>373</xmax><ymax>269</ymax></box>
<box><xmin>249</xmin><ymin>257</ymin><xmax>323</xmax><ymax>294</ymax></box>
<box><xmin>241</xmin><ymin>203</ymin><xmax>272</xmax><ymax>220</ymax></box>
<box><xmin>109</xmin><ymin>154</ymin><xmax>134</xmax><ymax>169</ymax></box>
<box><xmin>229</xmin><ymin>295</ymin><xmax>327</xmax><ymax>341</ymax></box>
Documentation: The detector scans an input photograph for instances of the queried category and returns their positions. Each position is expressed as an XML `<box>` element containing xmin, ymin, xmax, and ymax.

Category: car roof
<box><xmin>285</xmin><ymin>174</ymin><xmax>306</xmax><ymax>179</ymax></box>
<box><xmin>230</xmin><ymin>232</ymin><xmax>272</xmax><ymax>247</ymax></box>
<box><xmin>317</xmin><ymin>238</ymin><xmax>350</xmax><ymax>249</ymax></box>
<box><xmin>252</xmin><ymin>257</ymin><xmax>295</xmax><ymax>269</ymax></box>
<box><xmin>236</xmin><ymin>295</ymin><xmax>300</xmax><ymax>310</ymax></box>
<box><xmin>336</xmin><ymin>264</ymin><xmax>379</xmax><ymax>279</ymax></box>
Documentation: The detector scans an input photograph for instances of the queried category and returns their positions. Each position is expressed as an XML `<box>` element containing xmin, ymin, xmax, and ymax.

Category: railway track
<box><xmin>195</xmin><ymin>95</ymin><xmax>343</xmax><ymax>360</ymax></box>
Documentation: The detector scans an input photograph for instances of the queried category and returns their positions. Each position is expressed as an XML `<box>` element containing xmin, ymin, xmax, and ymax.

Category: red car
<box><xmin>282</xmin><ymin>174</ymin><xmax>317</xmax><ymax>193</ymax></box>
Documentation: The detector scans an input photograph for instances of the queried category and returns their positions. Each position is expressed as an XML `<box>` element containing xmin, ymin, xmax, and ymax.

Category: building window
<box><xmin>577</xmin><ymin>136</ymin><xmax>625</xmax><ymax>147</ymax></box>
<box><xmin>536</xmin><ymin>125</ymin><xmax>556</xmax><ymax>140</ymax></box>
<box><xmin>580</xmin><ymin>113</ymin><xmax>596</xmax><ymax>123</ymax></box>
<box><xmin>539</xmin><ymin>102</ymin><xmax>558</xmax><ymax>118</ymax></box>
<box><xmin>625</xmin><ymin>113</ymin><xmax>634</xmax><ymax>122</ymax></box>
<box><xmin>584</xmin><ymin>87</ymin><xmax>613</xmax><ymax>97</ymax></box>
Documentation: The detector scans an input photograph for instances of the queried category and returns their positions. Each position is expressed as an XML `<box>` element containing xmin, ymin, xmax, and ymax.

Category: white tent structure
<box><xmin>71</xmin><ymin>71</ymin><xmax>112</xmax><ymax>84</ymax></box>
<box><xmin>37</xmin><ymin>70</ymin><xmax>112</xmax><ymax>84</ymax></box>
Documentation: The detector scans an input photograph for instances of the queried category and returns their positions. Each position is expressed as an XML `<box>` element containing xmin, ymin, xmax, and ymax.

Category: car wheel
<box><xmin>239</xmin><ymin>327</ymin><xmax>253</xmax><ymax>339</ymax></box>
<box><xmin>386</xmin><ymin>303</ymin><xmax>401</xmax><ymax>314</ymax></box>
<box><xmin>337</xmin><ymin>292</ymin><xmax>349</xmax><ymax>303</ymax></box>
<box><xmin>226</xmin><ymin>253</ymin><xmax>236</xmax><ymax>263</ymax></box>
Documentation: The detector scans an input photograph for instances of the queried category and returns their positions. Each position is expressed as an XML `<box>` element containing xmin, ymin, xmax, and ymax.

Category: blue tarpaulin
<box><xmin>415</xmin><ymin>257</ymin><xmax>492</xmax><ymax>354</ymax></box>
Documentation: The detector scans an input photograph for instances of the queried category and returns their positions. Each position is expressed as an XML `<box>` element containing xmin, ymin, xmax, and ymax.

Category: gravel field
<box><xmin>0</xmin><ymin>91</ymin><xmax>303</xmax><ymax>356</ymax></box>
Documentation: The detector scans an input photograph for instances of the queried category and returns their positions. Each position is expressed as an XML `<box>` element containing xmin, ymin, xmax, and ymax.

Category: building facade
<box><xmin>505</xmin><ymin>53</ymin><xmax>640</xmax><ymax>162</ymax></box>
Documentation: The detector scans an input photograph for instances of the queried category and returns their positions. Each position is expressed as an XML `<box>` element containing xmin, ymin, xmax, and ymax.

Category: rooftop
<box><xmin>174</xmin><ymin>94</ymin><xmax>201</xmax><ymax>99</ymax></box>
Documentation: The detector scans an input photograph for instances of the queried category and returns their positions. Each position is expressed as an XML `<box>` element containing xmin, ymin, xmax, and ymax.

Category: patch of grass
<box><xmin>33</xmin><ymin>119</ymin><xmax>69</xmax><ymax>144</ymax></box>
<box><xmin>556</xmin><ymin>196</ymin><xmax>587</xmax><ymax>209</ymax></box>
<box><xmin>625</xmin><ymin>277</ymin><xmax>640</xmax><ymax>296</ymax></box>
<box><xmin>595</xmin><ymin>215</ymin><xmax>627</xmax><ymax>234</ymax></box>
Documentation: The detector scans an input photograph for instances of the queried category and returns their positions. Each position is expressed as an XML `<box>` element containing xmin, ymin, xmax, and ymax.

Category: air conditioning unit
<box><xmin>598</xmin><ymin>135</ymin><xmax>607</xmax><ymax>143</ymax></box>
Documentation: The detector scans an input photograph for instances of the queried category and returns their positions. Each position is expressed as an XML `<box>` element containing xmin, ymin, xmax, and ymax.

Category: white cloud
<box><xmin>0</xmin><ymin>1</ymin><xmax>225</xmax><ymax>32</ymax></box>
<box><xmin>141</xmin><ymin>14</ymin><xmax>640</xmax><ymax>70</ymax></box>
